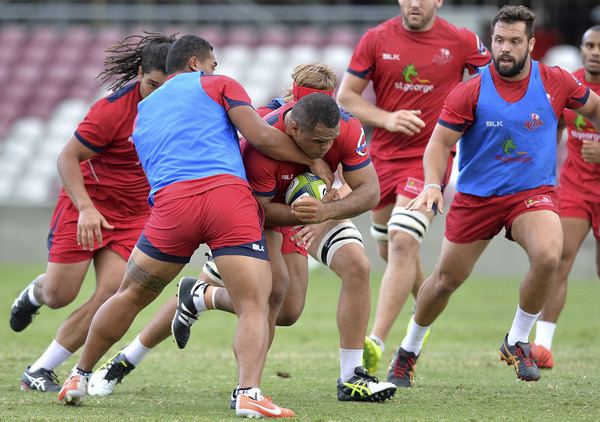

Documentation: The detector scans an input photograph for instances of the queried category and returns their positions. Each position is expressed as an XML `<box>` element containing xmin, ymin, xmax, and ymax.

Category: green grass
<box><xmin>1</xmin><ymin>263</ymin><xmax>599</xmax><ymax>421</ymax></box>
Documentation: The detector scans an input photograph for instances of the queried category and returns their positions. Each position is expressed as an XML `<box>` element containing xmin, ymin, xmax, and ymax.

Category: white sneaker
<box><xmin>58</xmin><ymin>370</ymin><xmax>89</xmax><ymax>406</ymax></box>
<box><xmin>88</xmin><ymin>352</ymin><xmax>135</xmax><ymax>397</ymax></box>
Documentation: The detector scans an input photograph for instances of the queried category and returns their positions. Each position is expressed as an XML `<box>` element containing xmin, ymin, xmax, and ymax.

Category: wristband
<box><xmin>423</xmin><ymin>183</ymin><xmax>442</xmax><ymax>191</ymax></box>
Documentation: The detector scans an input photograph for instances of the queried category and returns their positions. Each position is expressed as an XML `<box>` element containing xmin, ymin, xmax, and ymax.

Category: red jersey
<box><xmin>438</xmin><ymin>62</ymin><xmax>589</xmax><ymax>131</ymax></box>
<box><xmin>347</xmin><ymin>16</ymin><xmax>491</xmax><ymax>160</ymax></box>
<box><xmin>561</xmin><ymin>68</ymin><xmax>600</xmax><ymax>200</ymax></box>
<box><xmin>64</xmin><ymin>82</ymin><xmax>150</xmax><ymax>226</ymax></box>
<box><xmin>243</xmin><ymin>102</ymin><xmax>370</xmax><ymax>204</ymax></box>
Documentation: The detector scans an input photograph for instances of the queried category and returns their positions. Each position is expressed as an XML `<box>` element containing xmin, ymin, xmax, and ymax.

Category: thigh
<box><xmin>560</xmin><ymin>217</ymin><xmax>591</xmax><ymax>261</ymax></box>
<box><xmin>266</xmin><ymin>229</ymin><xmax>288</xmax><ymax>288</ymax></box>
<box><xmin>436</xmin><ymin>237</ymin><xmax>490</xmax><ymax>286</ymax></box>
<box><xmin>45</xmin><ymin>260</ymin><xmax>92</xmax><ymax>297</ymax></box>
<box><xmin>511</xmin><ymin>210</ymin><xmax>563</xmax><ymax>261</ymax></box>
<box><xmin>214</xmin><ymin>254</ymin><xmax>272</xmax><ymax>312</ymax></box>
<box><xmin>93</xmin><ymin>248</ymin><xmax>128</xmax><ymax>294</ymax></box>
<box><xmin>119</xmin><ymin>248</ymin><xmax>184</xmax><ymax>304</ymax></box>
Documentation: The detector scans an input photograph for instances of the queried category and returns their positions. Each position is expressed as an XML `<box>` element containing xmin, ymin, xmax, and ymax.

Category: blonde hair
<box><xmin>283</xmin><ymin>63</ymin><xmax>338</xmax><ymax>101</ymax></box>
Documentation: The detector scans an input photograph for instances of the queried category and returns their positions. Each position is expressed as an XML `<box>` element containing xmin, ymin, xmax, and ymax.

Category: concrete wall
<box><xmin>1</xmin><ymin>205</ymin><xmax>597</xmax><ymax>279</ymax></box>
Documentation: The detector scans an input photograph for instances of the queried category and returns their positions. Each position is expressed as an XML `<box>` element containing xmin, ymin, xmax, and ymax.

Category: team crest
<box><xmin>523</xmin><ymin>112</ymin><xmax>543</xmax><ymax>131</ymax></box>
<box><xmin>356</xmin><ymin>128</ymin><xmax>368</xmax><ymax>156</ymax></box>
<box><xmin>433</xmin><ymin>48</ymin><xmax>453</xmax><ymax>65</ymax></box>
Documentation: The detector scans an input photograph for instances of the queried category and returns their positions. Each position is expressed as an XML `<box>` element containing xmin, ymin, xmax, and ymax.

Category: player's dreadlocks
<box><xmin>98</xmin><ymin>31</ymin><xmax>177</xmax><ymax>92</ymax></box>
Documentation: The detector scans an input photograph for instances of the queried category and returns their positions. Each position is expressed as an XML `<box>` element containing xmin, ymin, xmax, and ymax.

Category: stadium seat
<box><xmin>293</xmin><ymin>26</ymin><xmax>323</xmax><ymax>46</ymax></box>
<box><xmin>543</xmin><ymin>45</ymin><xmax>582</xmax><ymax>72</ymax></box>
<box><xmin>258</xmin><ymin>26</ymin><xmax>291</xmax><ymax>47</ymax></box>
<box><xmin>226</xmin><ymin>26</ymin><xmax>258</xmax><ymax>47</ymax></box>
<box><xmin>0</xmin><ymin>22</ymin><xmax>373</xmax><ymax>205</ymax></box>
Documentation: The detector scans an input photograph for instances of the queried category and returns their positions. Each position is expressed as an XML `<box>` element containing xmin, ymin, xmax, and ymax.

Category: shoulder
<box><xmin>105</xmin><ymin>82</ymin><xmax>139</xmax><ymax>104</ymax></box>
<box><xmin>538</xmin><ymin>62</ymin><xmax>575</xmax><ymax>83</ymax></box>
<box><xmin>201</xmin><ymin>74</ymin><xmax>241</xmax><ymax>88</ymax></box>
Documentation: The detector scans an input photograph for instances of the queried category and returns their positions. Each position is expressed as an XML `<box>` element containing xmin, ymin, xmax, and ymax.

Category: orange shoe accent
<box><xmin>530</xmin><ymin>343</ymin><xmax>554</xmax><ymax>369</ymax></box>
<box><xmin>236</xmin><ymin>394</ymin><xmax>295</xmax><ymax>418</ymax></box>
<box><xmin>58</xmin><ymin>374</ymin><xmax>87</xmax><ymax>406</ymax></box>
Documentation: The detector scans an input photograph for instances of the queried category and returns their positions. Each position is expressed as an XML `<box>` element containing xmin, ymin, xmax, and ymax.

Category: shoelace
<box><xmin>43</xmin><ymin>369</ymin><xmax>59</xmax><ymax>384</ymax></box>
<box><xmin>393</xmin><ymin>355</ymin><xmax>415</xmax><ymax>378</ymax></box>
<box><xmin>515</xmin><ymin>346</ymin><xmax>535</xmax><ymax>368</ymax></box>
<box><xmin>358</xmin><ymin>371</ymin><xmax>380</xmax><ymax>384</ymax></box>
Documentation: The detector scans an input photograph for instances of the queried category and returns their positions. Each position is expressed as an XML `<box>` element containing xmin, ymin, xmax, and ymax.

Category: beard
<box><xmin>587</xmin><ymin>68</ymin><xmax>600</xmax><ymax>76</ymax></box>
<box><xmin>493</xmin><ymin>53</ymin><xmax>528</xmax><ymax>78</ymax></box>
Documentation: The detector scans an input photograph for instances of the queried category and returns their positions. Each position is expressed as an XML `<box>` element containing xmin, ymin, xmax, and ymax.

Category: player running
<box><xmin>394</xmin><ymin>5</ymin><xmax>600</xmax><ymax>386</ymax></box>
<box><xmin>337</xmin><ymin>0</ymin><xmax>491</xmax><ymax>377</ymax></box>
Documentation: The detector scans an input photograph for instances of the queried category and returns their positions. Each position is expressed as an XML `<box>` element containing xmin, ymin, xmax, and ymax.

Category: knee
<box><xmin>337</xmin><ymin>254</ymin><xmax>370</xmax><ymax>288</ymax></box>
<box><xmin>269</xmin><ymin>277</ymin><xmax>289</xmax><ymax>312</ymax></box>
<box><xmin>276</xmin><ymin>304</ymin><xmax>303</xmax><ymax>326</ymax></box>
<box><xmin>431</xmin><ymin>270</ymin><xmax>463</xmax><ymax>298</ymax></box>
<box><xmin>41</xmin><ymin>284</ymin><xmax>78</xmax><ymax>309</ymax></box>
<box><xmin>532</xmin><ymin>251</ymin><xmax>560</xmax><ymax>276</ymax></box>
<box><xmin>388</xmin><ymin>231</ymin><xmax>419</xmax><ymax>259</ymax></box>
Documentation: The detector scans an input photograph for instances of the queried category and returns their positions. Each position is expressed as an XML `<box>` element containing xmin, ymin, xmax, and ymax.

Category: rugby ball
<box><xmin>284</xmin><ymin>172</ymin><xmax>327</xmax><ymax>205</ymax></box>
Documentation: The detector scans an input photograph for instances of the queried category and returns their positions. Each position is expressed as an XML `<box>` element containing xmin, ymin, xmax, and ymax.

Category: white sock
<box><xmin>121</xmin><ymin>335</ymin><xmax>152</xmax><ymax>366</ymax></box>
<box><xmin>369</xmin><ymin>334</ymin><xmax>385</xmax><ymax>352</ymax></box>
<box><xmin>400</xmin><ymin>317</ymin><xmax>430</xmax><ymax>355</ymax></box>
<box><xmin>28</xmin><ymin>278</ymin><xmax>42</xmax><ymax>306</ymax></box>
<box><xmin>507</xmin><ymin>306</ymin><xmax>540</xmax><ymax>345</ymax></box>
<box><xmin>339</xmin><ymin>348</ymin><xmax>363</xmax><ymax>381</ymax></box>
<box><xmin>191</xmin><ymin>281</ymin><xmax>208</xmax><ymax>313</ymax></box>
<box><xmin>30</xmin><ymin>340</ymin><xmax>72</xmax><ymax>372</ymax></box>
<box><xmin>237</xmin><ymin>386</ymin><xmax>263</xmax><ymax>401</ymax></box>
<box><xmin>534</xmin><ymin>320</ymin><xmax>556</xmax><ymax>350</ymax></box>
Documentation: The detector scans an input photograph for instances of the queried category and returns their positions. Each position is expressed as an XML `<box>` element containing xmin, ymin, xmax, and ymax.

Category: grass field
<box><xmin>1</xmin><ymin>263</ymin><xmax>599</xmax><ymax>421</ymax></box>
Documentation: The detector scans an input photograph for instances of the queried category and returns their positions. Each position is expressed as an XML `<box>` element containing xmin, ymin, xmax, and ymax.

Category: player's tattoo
<box><xmin>127</xmin><ymin>260</ymin><xmax>170</xmax><ymax>293</ymax></box>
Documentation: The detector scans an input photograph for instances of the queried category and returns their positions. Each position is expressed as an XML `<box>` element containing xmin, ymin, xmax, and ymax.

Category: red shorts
<box><xmin>47</xmin><ymin>196</ymin><xmax>145</xmax><ymax>264</ymax></box>
<box><xmin>372</xmin><ymin>154</ymin><xmax>454</xmax><ymax>210</ymax></box>
<box><xmin>273</xmin><ymin>226</ymin><xmax>308</xmax><ymax>257</ymax></box>
<box><xmin>559</xmin><ymin>183</ymin><xmax>600</xmax><ymax>240</ymax></box>
<box><xmin>138</xmin><ymin>182</ymin><xmax>267</xmax><ymax>263</ymax></box>
<box><xmin>445</xmin><ymin>186</ymin><xmax>558</xmax><ymax>243</ymax></box>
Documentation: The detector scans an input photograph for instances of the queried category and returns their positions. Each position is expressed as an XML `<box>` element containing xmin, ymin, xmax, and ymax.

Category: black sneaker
<box><xmin>337</xmin><ymin>366</ymin><xmax>397</xmax><ymax>402</ymax></box>
<box><xmin>21</xmin><ymin>366</ymin><xmax>60</xmax><ymax>392</ymax></box>
<box><xmin>171</xmin><ymin>277</ymin><xmax>207</xmax><ymax>349</ymax></box>
<box><xmin>88</xmin><ymin>352</ymin><xmax>136</xmax><ymax>396</ymax></box>
<box><xmin>499</xmin><ymin>335</ymin><xmax>540</xmax><ymax>381</ymax></box>
<box><xmin>10</xmin><ymin>282</ymin><xmax>41</xmax><ymax>332</ymax></box>
<box><xmin>387</xmin><ymin>347</ymin><xmax>418</xmax><ymax>387</ymax></box>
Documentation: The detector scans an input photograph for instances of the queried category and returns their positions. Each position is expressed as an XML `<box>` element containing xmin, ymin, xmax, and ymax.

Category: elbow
<box><xmin>252</xmin><ymin>126</ymin><xmax>275</xmax><ymax>151</ymax></box>
<box><xmin>337</xmin><ymin>90</ymin><xmax>351</xmax><ymax>109</ymax></box>
<box><xmin>367</xmin><ymin>189</ymin><xmax>380</xmax><ymax>210</ymax></box>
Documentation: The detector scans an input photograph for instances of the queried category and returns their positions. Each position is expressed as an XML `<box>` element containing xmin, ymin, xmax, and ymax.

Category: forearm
<box><xmin>252</xmin><ymin>126</ymin><xmax>313</xmax><ymax>166</ymax></box>
<box><xmin>263</xmin><ymin>202</ymin><xmax>303</xmax><ymax>228</ymax></box>
<box><xmin>57</xmin><ymin>154</ymin><xmax>94</xmax><ymax>211</ymax></box>
<box><xmin>338</xmin><ymin>91</ymin><xmax>389</xmax><ymax>129</ymax></box>
<box><xmin>320</xmin><ymin>185</ymin><xmax>379</xmax><ymax>221</ymax></box>
<box><xmin>423</xmin><ymin>140</ymin><xmax>453</xmax><ymax>186</ymax></box>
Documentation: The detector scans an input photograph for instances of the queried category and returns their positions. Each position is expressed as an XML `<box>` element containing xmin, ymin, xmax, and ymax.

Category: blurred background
<box><xmin>0</xmin><ymin>0</ymin><xmax>598</xmax><ymax>277</ymax></box>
